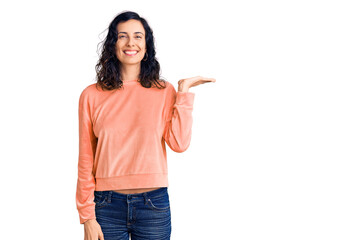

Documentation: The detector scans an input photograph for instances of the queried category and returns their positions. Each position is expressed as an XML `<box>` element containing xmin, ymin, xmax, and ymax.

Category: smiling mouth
<box><xmin>123</xmin><ymin>51</ymin><xmax>138</xmax><ymax>56</ymax></box>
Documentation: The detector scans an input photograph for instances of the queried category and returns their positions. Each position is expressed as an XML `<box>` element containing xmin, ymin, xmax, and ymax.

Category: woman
<box><xmin>76</xmin><ymin>11</ymin><xmax>215</xmax><ymax>240</ymax></box>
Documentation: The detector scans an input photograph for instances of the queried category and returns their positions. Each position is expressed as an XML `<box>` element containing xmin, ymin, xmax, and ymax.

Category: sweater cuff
<box><xmin>175</xmin><ymin>91</ymin><xmax>195</xmax><ymax>107</ymax></box>
<box><xmin>79</xmin><ymin>206</ymin><xmax>96</xmax><ymax>224</ymax></box>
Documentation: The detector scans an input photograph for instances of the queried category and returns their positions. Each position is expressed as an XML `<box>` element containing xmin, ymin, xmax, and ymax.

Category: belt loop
<box><xmin>143</xmin><ymin>192</ymin><xmax>149</xmax><ymax>204</ymax></box>
<box><xmin>107</xmin><ymin>191</ymin><xmax>112</xmax><ymax>203</ymax></box>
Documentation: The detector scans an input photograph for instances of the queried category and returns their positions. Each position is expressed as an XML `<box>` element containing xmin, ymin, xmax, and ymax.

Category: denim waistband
<box><xmin>95</xmin><ymin>187</ymin><xmax>168</xmax><ymax>201</ymax></box>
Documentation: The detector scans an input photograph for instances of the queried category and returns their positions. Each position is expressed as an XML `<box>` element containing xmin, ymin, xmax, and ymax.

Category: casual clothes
<box><xmin>76</xmin><ymin>80</ymin><xmax>195</xmax><ymax>224</ymax></box>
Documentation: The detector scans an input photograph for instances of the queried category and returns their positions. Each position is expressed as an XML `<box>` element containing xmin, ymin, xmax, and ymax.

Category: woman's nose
<box><xmin>127</xmin><ymin>37</ymin><xmax>135</xmax><ymax>46</ymax></box>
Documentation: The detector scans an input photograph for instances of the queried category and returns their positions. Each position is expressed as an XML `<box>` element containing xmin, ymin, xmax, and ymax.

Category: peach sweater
<box><xmin>76</xmin><ymin>80</ymin><xmax>195</xmax><ymax>224</ymax></box>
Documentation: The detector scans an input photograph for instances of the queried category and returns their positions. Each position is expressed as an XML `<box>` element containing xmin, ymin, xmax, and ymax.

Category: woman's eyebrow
<box><xmin>118</xmin><ymin>32</ymin><xmax>144</xmax><ymax>35</ymax></box>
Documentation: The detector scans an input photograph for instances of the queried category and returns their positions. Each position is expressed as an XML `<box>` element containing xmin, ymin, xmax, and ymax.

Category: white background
<box><xmin>0</xmin><ymin>0</ymin><xmax>358</xmax><ymax>239</ymax></box>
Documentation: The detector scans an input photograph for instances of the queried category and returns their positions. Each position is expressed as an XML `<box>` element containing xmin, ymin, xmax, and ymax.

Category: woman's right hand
<box><xmin>84</xmin><ymin>219</ymin><xmax>104</xmax><ymax>240</ymax></box>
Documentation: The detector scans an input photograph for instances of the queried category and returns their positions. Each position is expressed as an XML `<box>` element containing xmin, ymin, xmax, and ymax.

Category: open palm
<box><xmin>178</xmin><ymin>76</ymin><xmax>216</xmax><ymax>89</ymax></box>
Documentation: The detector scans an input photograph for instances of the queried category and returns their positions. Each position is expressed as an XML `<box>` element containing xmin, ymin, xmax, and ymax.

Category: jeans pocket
<box><xmin>94</xmin><ymin>192</ymin><xmax>109</xmax><ymax>209</ymax></box>
<box><xmin>147</xmin><ymin>194</ymin><xmax>170</xmax><ymax>211</ymax></box>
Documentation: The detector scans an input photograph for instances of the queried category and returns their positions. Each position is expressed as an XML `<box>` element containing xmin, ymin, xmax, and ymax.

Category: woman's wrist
<box><xmin>178</xmin><ymin>83</ymin><xmax>190</xmax><ymax>93</ymax></box>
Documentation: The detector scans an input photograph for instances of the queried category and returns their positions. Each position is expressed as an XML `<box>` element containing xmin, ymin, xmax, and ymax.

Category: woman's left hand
<box><xmin>178</xmin><ymin>76</ymin><xmax>216</xmax><ymax>92</ymax></box>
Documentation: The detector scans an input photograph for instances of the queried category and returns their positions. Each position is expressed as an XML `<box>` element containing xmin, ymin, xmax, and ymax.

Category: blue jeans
<box><xmin>94</xmin><ymin>187</ymin><xmax>171</xmax><ymax>240</ymax></box>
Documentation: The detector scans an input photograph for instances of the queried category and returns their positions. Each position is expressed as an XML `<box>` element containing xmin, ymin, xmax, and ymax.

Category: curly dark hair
<box><xmin>94</xmin><ymin>10</ymin><xmax>168</xmax><ymax>91</ymax></box>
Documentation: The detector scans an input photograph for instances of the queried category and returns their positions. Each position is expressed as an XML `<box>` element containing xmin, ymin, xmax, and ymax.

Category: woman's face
<box><xmin>115</xmin><ymin>19</ymin><xmax>147</xmax><ymax>65</ymax></box>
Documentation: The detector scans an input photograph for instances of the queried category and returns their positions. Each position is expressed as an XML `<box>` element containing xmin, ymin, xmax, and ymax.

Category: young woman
<box><xmin>76</xmin><ymin>11</ymin><xmax>215</xmax><ymax>240</ymax></box>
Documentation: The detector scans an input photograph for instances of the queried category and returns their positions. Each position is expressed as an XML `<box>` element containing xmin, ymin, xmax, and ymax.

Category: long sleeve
<box><xmin>76</xmin><ymin>90</ymin><xmax>97</xmax><ymax>224</ymax></box>
<box><xmin>163</xmin><ymin>86</ymin><xmax>195</xmax><ymax>153</ymax></box>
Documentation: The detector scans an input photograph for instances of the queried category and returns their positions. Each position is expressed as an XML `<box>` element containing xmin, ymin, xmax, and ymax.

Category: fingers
<box><xmin>201</xmin><ymin>79</ymin><xmax>216</xmax><ymax>83</ymax></box>
<box><xmin>179</xmin><ymin>76</ymin><xmax>216</xmax><ymax>83</ymax></box>
<box><xmin>194</xmin><ymin>76</ymin><xmax>216</xmax><ymax>82</ymax></box>
<box><xmin>178</xmin><ymin>76</ymin><xmax>216</xmax><ymax>89</ymax></box>
<box><xmin>197</xmin><ymin>79</ymin><xmax>216</xmax><ymax>85</ymax></box>
<box><xmin>99</xmin><ymin>231</ymin><xmax>104</xmax><ymax>240</ymax></box>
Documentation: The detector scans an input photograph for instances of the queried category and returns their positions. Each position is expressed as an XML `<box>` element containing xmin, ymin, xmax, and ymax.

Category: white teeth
<box><xmin>124</xmin><ymin>51</ymin><xmax>137</xmax><ymax>54</ymax></box>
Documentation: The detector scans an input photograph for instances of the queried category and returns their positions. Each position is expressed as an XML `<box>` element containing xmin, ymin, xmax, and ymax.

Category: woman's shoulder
<box><xmin>80</xmin><ymin>83</ymin><xmax>101</xmax><ymax>95</ymax></box>
<box><xmin>161</xmin><ymin>80</ymin><xmax>175</xmax><ymax>92</ymax></box>
<box><xmin>78</xmin><ymin>83</ymin><xmax>100</xmax><ymax>103</ymax></box>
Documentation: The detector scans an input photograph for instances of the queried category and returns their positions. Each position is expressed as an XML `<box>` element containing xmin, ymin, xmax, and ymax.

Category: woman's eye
<box><xmin>118</xmin><ymin>36</ymin><xmax>141</xmax><ymax>39</ymax></box>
